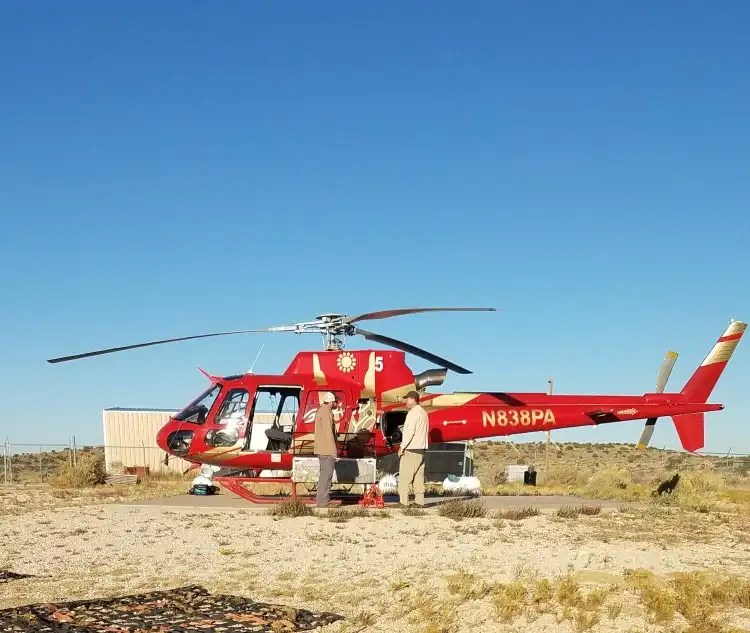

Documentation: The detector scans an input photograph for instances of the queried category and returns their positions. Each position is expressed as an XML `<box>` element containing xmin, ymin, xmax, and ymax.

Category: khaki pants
<box><xmin>399</xmin><ymin>449</ymin><xmax>425</xmax><ymax>506</ymax></box>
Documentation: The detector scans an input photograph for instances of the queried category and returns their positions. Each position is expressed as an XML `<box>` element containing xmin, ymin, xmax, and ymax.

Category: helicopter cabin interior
<box><xmin>242</xmin><ymin>386</ymin><xmax>301</xmax><ymax>452</ymax></box>
<box><xmin>175</xmin><ymin>381</ymin><xmax>391</xmax><ymax>456</ymax></box>
<box><xmin>379</xmin><ymin>410</ymin><xmax>407</xmax><ymax>446</ymax></box>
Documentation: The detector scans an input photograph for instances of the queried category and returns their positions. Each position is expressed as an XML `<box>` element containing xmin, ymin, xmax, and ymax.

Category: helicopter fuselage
<box><xmin>154</xmin><ymin>326</ymin><xmax>742</xmax><ymax>470</ymax></box>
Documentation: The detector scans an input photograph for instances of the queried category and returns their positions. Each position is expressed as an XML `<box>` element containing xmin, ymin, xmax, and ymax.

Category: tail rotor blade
<box><xmin>655</xmin><ymin>351</ymin><xmax>678</xmax><ymax>393</ymax></box>
<box><xmin>636</xmin><ymin>350</ymin><xmax>679</xmax><ymax>449</ymax></box>
<box><xmin>355</xmin><ymin>327</ymin><xmax>472</xmax><ymax>374</ymax></box>
<box><xmin>636</xmin><ymin>419</ymin><xmax>657</xmax><ymax>449</ymax></box>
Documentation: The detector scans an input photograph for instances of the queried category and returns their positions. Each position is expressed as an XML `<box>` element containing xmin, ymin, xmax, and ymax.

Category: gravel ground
<box><xmin>2</xmin><ymin>503</ymin><xmax>750</xmax><ymax>632</ymax></box>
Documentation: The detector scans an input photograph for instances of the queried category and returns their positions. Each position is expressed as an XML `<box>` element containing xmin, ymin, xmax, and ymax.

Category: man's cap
<box><xmin>403</xmin><ymin>390</ymin><xmax>420</xmax><ymax>402</ymax></box>
<box><xmin>322</xmin><ymin>392</ymin><xmax>336</xmax><ymax>403</ymax></box>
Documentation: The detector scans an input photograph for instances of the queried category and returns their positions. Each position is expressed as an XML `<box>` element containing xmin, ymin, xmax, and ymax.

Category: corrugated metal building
<box><xmin>102</xmin><ymin>408</ymin><xmax>188</xmax><ymax>475</ymax></box>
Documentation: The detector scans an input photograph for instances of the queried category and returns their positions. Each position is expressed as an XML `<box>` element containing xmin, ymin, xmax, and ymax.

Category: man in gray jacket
<box><xmin>398</xmin><ymin>390</ymin><xmax>429</xmax><ymax>507</ymax></box>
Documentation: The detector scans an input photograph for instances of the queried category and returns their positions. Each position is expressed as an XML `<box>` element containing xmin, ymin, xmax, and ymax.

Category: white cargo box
<box><xmin>292</xmin><ymin>457</ymin><xmax>377</xmax><ymax>484</ymax></box>
<box><xmin>505</xmin><ymin>464</ymin><xmax>529</xmax><ymax>483</ymax></box>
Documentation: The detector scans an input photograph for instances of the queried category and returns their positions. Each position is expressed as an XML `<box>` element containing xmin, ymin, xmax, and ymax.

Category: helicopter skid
<box><xmin>214</xmin><ymin>476</ymin><xmax>343</xmax><ymax>506</ymax></box>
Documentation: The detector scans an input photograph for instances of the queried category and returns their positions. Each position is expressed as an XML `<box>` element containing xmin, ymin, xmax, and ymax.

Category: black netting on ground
<box><xmin>0</xmin><ymin>584</ymin><xmax>343</xmax><ymax>632</ymax></box>
<box><xmin>0</xmin><ymin>571</ymin><xmax>35</xmax><ymax>583</ymax></box>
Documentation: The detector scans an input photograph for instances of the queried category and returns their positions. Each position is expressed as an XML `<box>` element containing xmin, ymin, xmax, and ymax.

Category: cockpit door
<box><xmin>204</xmin><ymin>387</ymin><xmax>250</xmax><ymax>448</ymax></box>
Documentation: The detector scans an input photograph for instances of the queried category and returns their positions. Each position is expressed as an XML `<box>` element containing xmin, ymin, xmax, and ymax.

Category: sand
<box><xmin>2</xmin><ymin>501</ymin><xmax>750</xmax><ymax>632</ymax></box>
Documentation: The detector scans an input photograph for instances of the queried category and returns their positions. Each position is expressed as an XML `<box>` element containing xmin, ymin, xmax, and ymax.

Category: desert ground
<box><xmin>2</xmin><ymin>443</ymin><xmax>750</xmax><ymax>633</ymax></box>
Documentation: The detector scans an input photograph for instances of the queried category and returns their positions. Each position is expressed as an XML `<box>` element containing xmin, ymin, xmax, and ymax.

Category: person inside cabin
<box><xmin>313</xmin><ymin>391</ymin><xmax>338</xmax><ymax>507</ymax></box>
<box><xmin>398</xmin><ymin>390</ymin><xmax>429</xmax><ymax>507</ymax></box>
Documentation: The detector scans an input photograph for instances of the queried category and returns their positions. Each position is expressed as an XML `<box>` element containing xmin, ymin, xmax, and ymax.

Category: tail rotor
<box><xmin>635</xmin><ymin>350</ymin><xmax>679</xmax><ymax>449</ymax></box>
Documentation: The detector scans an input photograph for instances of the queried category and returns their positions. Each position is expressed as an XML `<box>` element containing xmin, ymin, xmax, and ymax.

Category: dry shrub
<box><xmin>401</xmin><ymin>505</ymin><xmax>427</xmax><ymax>516</ymax></box>
<box><xmin>531</xmin><ymin>577</ymin><xmax>553</xmax><ymax>610</ymax></box>
<box><xmin>555</xmin><ymin>574</ymin><xmax>582</xmax><ymax>608</ymax></box>
<box><xmin>50</xmin><ymin>452</ymin><xmax>106</xmax><ymax>488</ymax></box>
<box><xmin>572</xmin><ymin>610</ymin><xmax>600</xmax><ymax>632</ymax></box>
<box><xmin>583</xmin><ymin>467</ymin><xmax>646</xmax><ymax>500</ymax></box>
<box><xmin>267</xmin><ymin>498</ymin><xmax>313</xmax><ymax>518</ymax></box>
<box><xmin>323</xmin><ymin>507</ymin><xmax>370</xmax><ymax>522</ymax></box>
<box><xmin>496</xmin><ymin>506</ymin><xmax>540</xmax><ymax>521</ymax></box>
<box><xmin>445</xmin><ymin>571</ymin><xmax>492</xmax><ymax>600</ymax></box>
<box><xmin>400</xmin><ymin>593</ymin><xmax>457</xmax><ymax>633</ymax></box>
<box><xmin>621</xmin><ymin>568</ymin><xmax>750</xmax><ymax>629</ymax></box>
<box><xmin>542</xmin><ymin>465</ymin><xmax>584</xmax><ymax>487</ymax></box>
<box><xmin>671</xmin><ymin>470</ymin><xmax>725</xmax><ymax>512</ymax></box>
<box><xmin>492</xmin><ymin>581</ymin><xmax>527</xmax><ymax>622</ymax></box>
<box><xmin>556</xmin><ymin>506</ymin><xmax>582</xmax><ymax>519</ymax></box>
<box><xmin>438</xmin><ymin>499</ymin><xmax>487</xmax><ymax>521</ymax></box>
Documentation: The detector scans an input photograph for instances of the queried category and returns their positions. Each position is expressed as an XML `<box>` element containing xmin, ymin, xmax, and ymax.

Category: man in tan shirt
<box><xmin>313</xmin><ymin>392</ymin><xmax>338</xmax><ymax>507</ymax></box>
<box><xmin>398</xmin><ymin>390</ymin><xmax>429</xmax><ymax>507</ymax></box>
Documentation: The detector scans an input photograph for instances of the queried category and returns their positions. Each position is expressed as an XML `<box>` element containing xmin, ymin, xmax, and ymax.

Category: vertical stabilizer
<box><xmin>673</xmin><ymin>319</ymin><xmax>746</xmax><ymax>452</ymax></box>
<box><xmin>681</xmin><ymin>320</ymin><xmax>746</xmax><ymax>403</ymax></box>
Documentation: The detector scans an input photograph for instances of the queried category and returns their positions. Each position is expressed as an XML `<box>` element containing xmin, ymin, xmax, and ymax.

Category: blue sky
<box><xmin>1</xmin><ymin>2</ymin><xmax>748</xmax><ymax>453</ymax></box>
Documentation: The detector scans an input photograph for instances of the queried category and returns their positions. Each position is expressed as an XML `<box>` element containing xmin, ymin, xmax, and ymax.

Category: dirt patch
<box><xmin>0</xmin><ymin>584</ymin><xmax>343</xmax><ymax>632</ymax></box>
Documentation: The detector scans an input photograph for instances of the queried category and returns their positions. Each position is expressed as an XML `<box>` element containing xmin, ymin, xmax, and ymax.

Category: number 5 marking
<box><xmin>375</xmin><ymin>356</ymin><xmax>384</xmax><ymax>372</ymax></box>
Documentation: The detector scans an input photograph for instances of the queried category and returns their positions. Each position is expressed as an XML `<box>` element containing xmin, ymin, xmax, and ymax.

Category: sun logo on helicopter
<box><xmin>336</xmin><ymin>351</ymin><xmax>357</xmax><ymax>373</ymax></box>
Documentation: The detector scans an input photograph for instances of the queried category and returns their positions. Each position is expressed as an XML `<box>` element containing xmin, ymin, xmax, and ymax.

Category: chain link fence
<box><xmin>3</xmin><ymin>436</ymin><xmax>748</xmax><ymax>487</ymax></box>
<box><xmin>1</xmin><ymin>438</ymin><xmax>476</xmax><ymax>485</ymax></box>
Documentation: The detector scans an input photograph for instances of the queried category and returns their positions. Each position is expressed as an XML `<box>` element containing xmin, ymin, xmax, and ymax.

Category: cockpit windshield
<box><xmin>175</xmin><ymin>384</ymin><xmax>222</xmax><ymax>424</ymax></box>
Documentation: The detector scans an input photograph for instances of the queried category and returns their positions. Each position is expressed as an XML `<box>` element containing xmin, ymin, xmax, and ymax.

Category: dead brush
<box><xmin>571</xmin><ymin>610</ymin><xmax>600</xmax><ymax>632</ymax></box>
<box><xmin>399</xmin><ymin>592</ymin><xmax>457</xmax><ymax>633</ymax></box>
<box><xmin>530</xmin><ymin>578</ymin><xmax>554</xmax><ymax>614</ymax></box>
<box><xmin>267</xmin><ymin>499</ymin><xmax>313</xmax><ymax>518</ymax></box>
<box><xmin>495</xmin><ymin>506</ymin><xmax>540</xmax><ymax>521</ymax></box>
<box><xmin>623</xmin><ymin>568</ymin><xmax>677</xmax><ymax>625</ymax></box>
<box><xmin>668</xmin><ymin>572</ymin><xmax>727</xmax><ymax>624</ymax></box>
<box><xmin>50</xmin><ymin>452</ymin><xmax>106</xmax><ymax>489</ymax></box>
<box><xmin>401</xmin><ymin>505</ymin><xmax>427</xmax><ymax>517</ymax></box>
<box><xmin>555</xmin><ymin>506</ymin><xmax>582</xmax><ymax>519</ymax></box>
<box><xmin>492</xmin><ymin>581</ymin><xmax>528</xmax><ymax>623</ymax></box>
<box><xmin>320</xmin><ymin>507</ymin><xmax>370</xmax><ymax>522</ymax></box>
<box><xmin>444</xmin><ymin>571</ymin><xmax>493</xmax><ymax>601</ymax></box>
<box><xmin>555</xmin><ymin>573</ymin><xmax>582</xmax><ymax>608</ymax></box>
<box><xmin>437</xmin><ymin>499</ymin><xmax>487</xmax><ymax>520</ymax></box>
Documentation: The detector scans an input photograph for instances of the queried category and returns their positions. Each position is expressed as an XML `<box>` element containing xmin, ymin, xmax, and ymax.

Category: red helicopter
<box><xmin>48</xmin><ymin>308</ymin><xmax>745</xmax><ymax>501</ymax></box>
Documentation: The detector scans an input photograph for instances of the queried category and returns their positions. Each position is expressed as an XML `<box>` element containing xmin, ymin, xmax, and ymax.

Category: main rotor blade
<box><xmin>46</xmin><ymin>327</ymin><xmax>296</xmax><ymax>363</ymax></box>
<box><xmin>354</xmin><ymin>327</ymin><xmax>472</xmax><ymax>374</ymax></box>
<box><xmin>655</xmin><ymin>351</ymin><xmax>678</xmax><ymax>393</ymax></box>
<box><xmin>345</xmin><ymin>307</ymin><xmax>496</xmax><ymax>324</ymax></box>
